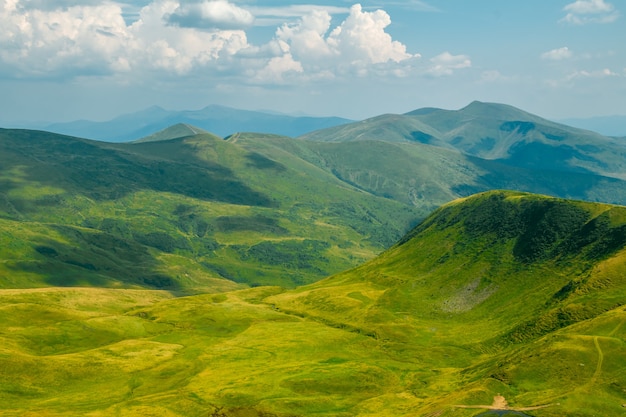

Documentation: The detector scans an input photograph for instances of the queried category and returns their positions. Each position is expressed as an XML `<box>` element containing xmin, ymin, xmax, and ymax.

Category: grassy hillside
<box><xmin>1</xmin><ymin>191</ymin><xmax>625</xmax><ymax>416</ymax></box>
<box><xmin>232</xmin><ymin>130</ymin><xmax>626</xmax><ymax>210</ymax></box>
<box><xmin>0</xmin><ymin>128</ymin><xmax>421</xmax><ymax>291</ymax></box>
<box><xmin>267</xmin><ymin>191</ymin><xmax>626</xmax><ymax>415</ymax></box>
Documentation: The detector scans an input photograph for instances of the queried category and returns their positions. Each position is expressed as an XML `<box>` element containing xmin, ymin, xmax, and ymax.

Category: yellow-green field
<box><xmin>2</xmin><ymin>186</ymin><xmax>626</xmax><ymax>416</ymax></box>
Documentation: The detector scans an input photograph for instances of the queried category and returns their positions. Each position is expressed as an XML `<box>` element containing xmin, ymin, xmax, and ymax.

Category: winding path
<box><xmin>590</xmin><ymin>336</ymin><xmax>604</xmax><ymax>386</ymax></box>
<box><xmin>455</xmin><ymin>395</ymin><xmax>555</xmax><ymax>413</ymax></box>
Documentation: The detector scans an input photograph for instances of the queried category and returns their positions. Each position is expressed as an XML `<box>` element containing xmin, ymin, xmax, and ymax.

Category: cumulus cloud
<box><xmin>249</xmin><ymin>5</ymin><xmax>349</xmax><ymax>26</ymax></box>
<box><xmin>0</xmin><ymin>1</ymin><xmax>132</xmax><ymax>78</ymax></box>
<box><xmin>541</xmin><ymin>46</ymin><xmax>573</xmax><ymax>60</ymax></box>
<box><xmin>167</xmin><ymin>0</ymin><xmax>254</xmax><ymax>30</ymax></box>
<box><xmin>428</xmin><ymin>52</ymin><xmax>471</xmax><ymax>76</ymax></box>
<box><xmin>561</xmin><ymin>0</ymin><xmax>619</xmax><ymax>24</ymax></box>
<box><xmin>566</xmin><ymin>68</ymin><xmax>619</xmax><ymax>80</ymax></box>
<box><xmin>0</xmin><ymin>0</ymin><xmax>251</xmax><ymax>78</ymax></box>
<box><xmin>0</xmin><ymin>1</ymin><xmax>419</xmax><ymax>84</ymax></box>
<box><xmin>262</xmin><ymin>4</ymin><xmax>417</xmax><ymax>81</ymax></box>
<box><xmin>327</xmin><ymin>4</ymin><xmax>414</xmax><ymax>65</ymax></box>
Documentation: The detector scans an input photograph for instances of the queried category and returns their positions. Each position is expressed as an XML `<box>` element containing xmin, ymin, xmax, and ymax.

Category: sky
<box><xmin>0</xmin><ymin>0</ymin><xmax>625</xmax><ymax>123</ymax></box>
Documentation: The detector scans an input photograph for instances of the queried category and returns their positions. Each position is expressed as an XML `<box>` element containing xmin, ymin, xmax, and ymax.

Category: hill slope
<box><xmin>1</xmin><ymin>191</ymin><xmax>625</xmax><ymax>416</ymax></box>
<box><xmin>0</xmin><ymin>128</ymin><xmax>421</xmax><ymax>291</ymax></box>
<box><xmin>268</xmin><ymin>190</ymin><xmax>626</xmax><ymax>415</ymax></box>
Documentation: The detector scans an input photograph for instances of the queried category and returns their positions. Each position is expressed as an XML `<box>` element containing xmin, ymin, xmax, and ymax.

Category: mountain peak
<box><xmin>133</xmin><ymin>123</ymin><xmax>211</xmax><ymax>143</ymax></box>
<box><xmin>458</xmin><ymin>101</ymin><xmax>535</xmax><ymax>120</ymax></box>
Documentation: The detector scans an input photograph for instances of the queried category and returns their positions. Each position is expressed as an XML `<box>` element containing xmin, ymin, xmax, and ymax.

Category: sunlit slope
<box><xmin>268</xmin><ymin>190</ymin><xmax>626</xmax><ymax>415</ymax></box>
<box><xmin>300</xmin><ymin>101</ymin><xmax>626</xmax><ymax>181</ymax></box>
<box><xmin>1</xmin><ymin>192</ymin><xmax>625</xmax><ymax>416</ymax></box>
<box><xmin>0</xmin><ymin>128</ymin><xmax>421</xmax><ymax>290</ymax></box>
<box><xmin>271</xmin><ymin>190</ymin><xmax>626</xmax><ymax>346</ymax></box>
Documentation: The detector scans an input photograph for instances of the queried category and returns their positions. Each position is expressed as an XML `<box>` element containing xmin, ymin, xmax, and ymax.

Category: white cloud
<box><xmin>267</xmin><ymin>3</ymin><xmax>416</xmax><ymax>80</ymax></box>
<box><xmin>0</xmin><ymin>1</ymin><xmax>417</xmax><ymax>84</ymax></box>
<box><xmin>565</xmin><ymin>0</ymin><xmax>613</xmax><ymax>14</ymax></box>
<box><xmin>541</xmin><ymin>46</ymin><xmax>573</xmax><ymax>60</ymax></box>
<box><xmin>428</xmin><ymin>52</ymin><xmax>471</xmax><ymax>76</ymax></box>
<box><xmin>327</xmin><ymin>4</ymin><xmax>414</xmax><ymax>65</ymax></box>
<box><xmin>566</xmin><ymin>68</ymin><xmax>619</xmax><ymax>80</ymax></box>
<box><xmin>167</xmin><ymin>0</ymin><xmax>254</xmax><ymax>30</ymax></box>
<box><xmin>0</xmin><ymin>2</ymin><xmax>132</xmax><ymax>77</ymax></box>
<box><xmin>561</xmin><ymin>0</ymin><xmax>619</xmax><ymax>24</ymax></box>
<box><xmin>0</xmin><ymin>0</ymin><xmax>251</xmax><ymax>78</ymax></box>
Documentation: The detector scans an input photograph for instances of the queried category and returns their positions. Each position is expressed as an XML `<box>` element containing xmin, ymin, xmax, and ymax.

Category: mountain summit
<box><xmin>300</xmin><ymin>101</ymin><xmax>626</xmax><ymax>180</ymax></box>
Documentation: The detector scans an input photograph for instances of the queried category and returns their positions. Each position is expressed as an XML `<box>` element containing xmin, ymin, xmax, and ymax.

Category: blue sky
<box><xmin>1</xmin><ymin>0</ymin><xmax>624</xmax><ymax>123</ymax></box>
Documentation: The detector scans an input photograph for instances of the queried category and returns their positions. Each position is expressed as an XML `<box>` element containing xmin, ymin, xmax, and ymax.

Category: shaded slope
<box><xmin>0</xmin><ymin>129</ymin><xmax>421</xmax><ymax>291</ymax></box>
<box><xmin>255</xmin><ymin>131</ymin><xmax>626</xmax><ymax>209</ymax></box>
<box><xmin>0</xmin><ymin>128</ymin><xmax>272</xmax><ymax>206</ymax></box>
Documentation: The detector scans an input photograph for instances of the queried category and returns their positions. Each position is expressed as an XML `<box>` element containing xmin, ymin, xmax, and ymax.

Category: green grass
<box><xmin>1</xmin><ymin>191</ymin><xmax>625</xmax><ymax>416</ymax></box>
<box><xmin>0</xmin><ymin>129</ymin><xmax>422</xmax><ymax>291</ymax></box>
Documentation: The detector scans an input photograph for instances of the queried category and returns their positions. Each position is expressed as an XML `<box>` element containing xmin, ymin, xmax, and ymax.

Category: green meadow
<box><xmin>1</xmin><ymin>191</ymin><xmax>625</xmax><ymax>416</ymax></box>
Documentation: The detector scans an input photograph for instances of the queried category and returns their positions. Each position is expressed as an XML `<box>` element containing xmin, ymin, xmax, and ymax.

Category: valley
<box><xmin>1</xmin><ymin>102</ymin><xmax>626</xmax><ymax>416</ymax></box>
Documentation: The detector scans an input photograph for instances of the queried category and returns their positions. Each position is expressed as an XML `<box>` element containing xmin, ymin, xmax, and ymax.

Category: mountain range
<box><xmin>32</xmin><ymin>104</ymin><xmax>354</xmax><ymax>142</ymax></box>
<box><xmin>1</xmin><ymin>101</ymin><xmax>626</xmax><ymax>416</ymax></box>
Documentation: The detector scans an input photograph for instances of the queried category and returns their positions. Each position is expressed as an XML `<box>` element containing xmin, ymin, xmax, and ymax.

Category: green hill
<box><xmin>0</xmin><ymin>128</ymin><xmax>421</xmax><ymax>291</ymax></box>
<box><xmin>3</xmin><ymin>123</ymin><xmax>626</xmax><ymax>292</ymax></box>
<box><xmin>135</xmin><ymin>123</ymin><xmax>209</xmax><ymax>143</ymax></box>
<box><xmin>300</xmin><ymin>101</ymin><xmax>626</xmax><ymax>180</ymax></box>
<box><xmin>270</xmin><ymin>135</ymin><xmax>626</xmax><ymax>208</ymax></box>
<box><xmin>1</xmin><ymin>191</ymin><xmax>624</xmax><ymax>416</ymax></box>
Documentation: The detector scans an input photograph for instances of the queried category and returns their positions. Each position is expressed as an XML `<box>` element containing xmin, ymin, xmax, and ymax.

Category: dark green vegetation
<box><xmin>298</xmin><ymin>101</ymin><xmax>626</xmax><ymax>206</ymax></box>
<box><xmin>1</xmin><ymin>191</ymin><xmax>625</xmax><ymax>416</ymax></box>
<box><xmin>0</xmin><ymin>127</ymin><xmax>419</xmax><ymax>291</ymax></box>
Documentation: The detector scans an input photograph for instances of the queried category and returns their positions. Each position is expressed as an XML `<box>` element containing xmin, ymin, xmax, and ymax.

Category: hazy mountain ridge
<box><xmin>37</xmin><ymin>105</ymin><xmax>354</xmax><ymax>142</ymax></box>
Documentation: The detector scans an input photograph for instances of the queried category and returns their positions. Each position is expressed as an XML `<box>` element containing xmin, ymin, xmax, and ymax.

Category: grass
<box><xmin>2</xmin><ymin>124</ymin><xmax>626</xmax><ymax>415</ymax></box>
<box><xmin>1</xmin><ymin>191</ymin><xmax>625</xmax><ymax>416</ymax></box>
<box><xmin>0</xmin><ymin>129</ymin><xmax>422</xmax><ymax>291</ymax></box>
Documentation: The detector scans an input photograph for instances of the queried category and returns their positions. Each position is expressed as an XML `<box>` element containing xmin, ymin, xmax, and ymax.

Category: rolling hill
<box><xmin>1</xmin><ymin>191</ymin><xmax>625</xmax><ymax>416</ymax></box>
<box><xmin>3</xmin><ymin>105</ymin><xmax>626</xmax><ymax>292</ymax></box>
<box><xmin>0</xmin><ymin>128</ymin><xmax>421</xmax><ymax>291</ymax></box>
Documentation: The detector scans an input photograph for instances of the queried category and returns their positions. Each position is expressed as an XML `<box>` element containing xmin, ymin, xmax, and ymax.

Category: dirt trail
<box><xmin>590</xmin><ymin>336</ymin><xmax>604</xmax><ymax>386</ymax></box>
<box><xmin>455</xmin><ymin>395</ymin><xmax>555</xmax><ymax>412</ymax></box>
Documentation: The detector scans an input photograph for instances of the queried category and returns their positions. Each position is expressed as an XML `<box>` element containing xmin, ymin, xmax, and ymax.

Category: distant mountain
<box><xmin>135</xmin><ymin>123</ymin><xmax>209</xmax><ymax>143</ymax></box>
<box><xmin>559</xmin><ymin>115</ymin><xmax>626</xmax><ymax>137</ymax></box>
<box><xmin>41</xmin><ymin>105</ymin><xmax>353</xmax><ymax>142</ymax></box>
<box><xmin>300</xmin><ymin>101</ymin><xmax>626</xmax><ymax>181</ymax></box>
